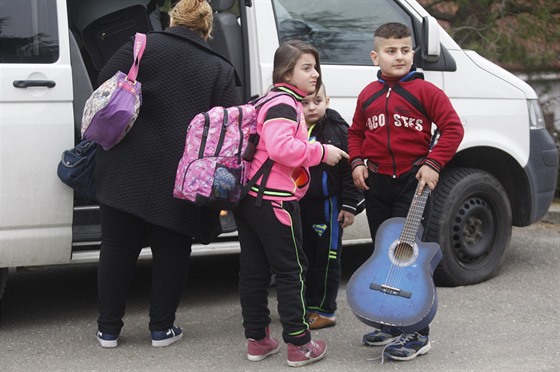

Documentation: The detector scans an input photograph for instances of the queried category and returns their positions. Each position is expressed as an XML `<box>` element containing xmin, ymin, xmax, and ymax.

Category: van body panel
<box><xmin>0</xmin><ymin>0</ymin><xmax>74</xmax><ymax>267</ymax></box>
<box><xmin>452</xmin><ymin>98</ymin><xmax>530</xmax><ymax>166</ymax></box>
<box><xmin>463</xmin><ymin>50</ymin><xmax>538</xmax><ymax>99</ymax></box>
<box><xmin>0</xmin><ymin>227</ymin><xmax>71</xmax><ymax>267</ymax></box>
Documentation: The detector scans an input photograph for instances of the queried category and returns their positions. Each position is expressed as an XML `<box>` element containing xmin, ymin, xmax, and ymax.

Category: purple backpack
<box><xmin>173</xmin><ymin>94</ymin><xmax>287</xmax><ymax>210</ymax></box>
<box><xmin>81</xmin><ymin>33</ymin><xmax>146</xmax><ymax>150</ymax></box>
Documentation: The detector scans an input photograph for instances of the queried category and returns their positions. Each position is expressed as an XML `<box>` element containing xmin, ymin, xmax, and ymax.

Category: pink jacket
<box><xmin>248</xmin><ymin>84</ymin><xmax>326</xmax><ymax>201</ymax></box>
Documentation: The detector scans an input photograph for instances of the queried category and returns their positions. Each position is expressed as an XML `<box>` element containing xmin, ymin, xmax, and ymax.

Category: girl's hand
<box><xmin>322</xmin><ymin>144</ymin><xmax>349</xmax><ymax>166</ymax></box>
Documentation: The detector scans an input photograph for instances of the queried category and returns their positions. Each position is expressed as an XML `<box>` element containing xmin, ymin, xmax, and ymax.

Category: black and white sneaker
<box><xmin>151</xmin><ymin>326</ymin><xmax>183</xmax><ymax>347</ymax></box>
<box><xmin>96</xmin><ymin>330</ymin><xmax>118</xmax><ymax>348</ymax></box>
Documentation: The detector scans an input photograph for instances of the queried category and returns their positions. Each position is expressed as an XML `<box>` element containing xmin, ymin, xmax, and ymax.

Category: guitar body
<box><xmin>346</xmin><ymin>217</ymin><xmax>442</xmax><ymax>333</ymax></box>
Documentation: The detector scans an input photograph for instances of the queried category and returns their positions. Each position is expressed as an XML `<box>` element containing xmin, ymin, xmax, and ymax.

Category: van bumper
<box><xmin>522</xmin><ymin>128</ymin><xmax>559</xmax><ymax>225</ymax></box>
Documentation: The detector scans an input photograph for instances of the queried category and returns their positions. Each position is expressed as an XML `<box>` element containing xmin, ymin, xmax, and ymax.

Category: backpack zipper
<box><xmin>214</xmin><ymin>107</ymin><xmax>228</xmax><ymax>157</ymax></box>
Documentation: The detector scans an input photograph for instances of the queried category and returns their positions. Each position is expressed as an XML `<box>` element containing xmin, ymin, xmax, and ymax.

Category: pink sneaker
<box><xmin>287</xmin><ymin>339</ymin><xmax>327</xmax><ymax>367</ymax></box>
<box><xmin>247</xmin><ymin>327</ymin><xmax>281</xmax><ymax>361</ymax></box>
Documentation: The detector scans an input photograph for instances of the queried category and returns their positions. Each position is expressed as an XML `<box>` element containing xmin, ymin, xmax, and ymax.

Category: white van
<box><xmin>0</xmin><ymin>0</ymin><xmax>557</xmax><ymax>297</ymax></box>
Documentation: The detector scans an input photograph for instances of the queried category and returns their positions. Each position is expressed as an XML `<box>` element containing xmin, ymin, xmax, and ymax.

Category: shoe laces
<box><xmin>390</xmin><ymin>333</ymin><xmax>416</xmax><ymax>346</ymax></box>
<box><xmin>368</xmin><ymin>333</ymin><xmax>417</xmax><ymax>365</ymax></box>
<box><xmin>298</xmin><ymin>341</ymin><xmax>318</xmax><ymax>358</ymax></box>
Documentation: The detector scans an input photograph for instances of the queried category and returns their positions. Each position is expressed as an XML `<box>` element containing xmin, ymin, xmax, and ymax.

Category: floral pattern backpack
<box><xmin>81</xmin><ymin>33</ymin><xmax>146</xmax><ymax>150</ymax></box>
<box><xmin>173</xmin><ymin>94</ymin><xmax>289</xmax><ymax>210</ymax></box>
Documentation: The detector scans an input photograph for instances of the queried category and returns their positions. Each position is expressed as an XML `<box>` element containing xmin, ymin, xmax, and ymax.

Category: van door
<box><xmin>0</xmin><ymin>0</ymin><xmax>74</xmax><ymax>267</ymax></box>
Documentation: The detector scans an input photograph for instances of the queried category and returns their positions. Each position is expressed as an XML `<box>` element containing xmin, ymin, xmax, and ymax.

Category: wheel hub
<box><xmin>452</xmin><ymin>197</ymin><xmax>494</xmax><ymax>263</ymax></box>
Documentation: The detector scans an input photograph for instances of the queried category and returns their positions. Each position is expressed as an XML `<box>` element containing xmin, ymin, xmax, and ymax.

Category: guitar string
<box><xmin>394</xmin><ymin>188</ymin><xmax>428</xmax><ymax>286</ymax></box>
<box><xmin>387</xmin><ymin>194</ymin><xmax>419</xmax><ymax>286</ymax></box>
<box><xmin>396</xmin><ymin>188</ymin><xmax>428</xmax><ymax>287</ymax></box>
<box><xmin>385</xmin><ymin>186</ymin><xmax>429</xmax><ymax>290</ymax></box>
<box><xmin>387</xmin><ymin>191</ymin><xmax>426</xmax><ymax>289</ymax></box>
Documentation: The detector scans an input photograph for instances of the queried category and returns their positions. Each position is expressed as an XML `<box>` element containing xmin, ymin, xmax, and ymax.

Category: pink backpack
<box><xmin>174</xmin><ymin>94</ymin><xmax>288</xmax><ymax>210</ymax></box>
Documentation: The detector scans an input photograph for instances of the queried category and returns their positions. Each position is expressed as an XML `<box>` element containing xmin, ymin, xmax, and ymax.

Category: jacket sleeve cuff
<box><xmin>424</xmin><ymin>158</ymin><xmax>442</xmax><ymax>173</ymax></box>
<box><xmin>321</xmin><ymin>144</ymin><xmax>327</xmax><ymax>163</ymax></box>
<box><xmin>351</xmin><ymin>158</ymin><xmax>366</xmax><ymax>171</ymax></box>
<box><xmin>341</xmin><ymin>204</ymin><xmax>358</xmax><ymax>215</ymax></box>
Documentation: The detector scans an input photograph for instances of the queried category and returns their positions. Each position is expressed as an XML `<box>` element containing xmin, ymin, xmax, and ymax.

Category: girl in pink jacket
<box><xmin>233</xmin><ymin>40</ymin><xmax>346</xmax><ymax>367</ymax></box>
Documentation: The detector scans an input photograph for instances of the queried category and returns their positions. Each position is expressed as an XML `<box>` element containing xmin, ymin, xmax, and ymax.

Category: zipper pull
<box><xmin>386</xmin><ymin>87</ymin><xmax>392</xmax><ymax>98</ymax></box>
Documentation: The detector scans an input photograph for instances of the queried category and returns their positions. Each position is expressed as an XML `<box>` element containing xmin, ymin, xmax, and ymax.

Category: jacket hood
<box><xmin>323</xmin><ymin>108</ymin><xmax>348</xmax><ymax>127</ymax></box>
<box><xmin>377</xmin><ymin>65</ymin><xmax>425</xmax><ymax>84</ymax></box>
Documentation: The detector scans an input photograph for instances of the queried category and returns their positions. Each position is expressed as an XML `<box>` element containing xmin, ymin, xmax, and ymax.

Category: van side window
<box><xmin>0</xmin><ymin>0</ymin><xmax>59</xmax><ymax>63</ymax></box>
<box><xmin>272</xmin><ymin>0</ymin><xmax>415</xmax><ymax>65</ymax></box>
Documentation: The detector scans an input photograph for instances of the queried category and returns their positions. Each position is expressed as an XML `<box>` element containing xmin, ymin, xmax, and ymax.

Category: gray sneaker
<box><xmin>362</xmin><ymin>328</ymin><xmax>400</xmax><ymax>346</ymax></box>
<box><xmin>383</xmin><ymin>332</ymin><xmax>431</xmax><ymax>361</ymax></box>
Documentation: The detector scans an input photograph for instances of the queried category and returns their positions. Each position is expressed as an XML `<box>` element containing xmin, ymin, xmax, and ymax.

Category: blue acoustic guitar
<box><xmin>346</xmin><ymin>182</ymin><xmax>442</xmax><ymax>334</ymax></box>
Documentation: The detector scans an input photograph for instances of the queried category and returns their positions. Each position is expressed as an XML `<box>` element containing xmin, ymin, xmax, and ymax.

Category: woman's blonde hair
<box><xmin>169</xmin><ymin>0</ymin><xmax>213</xmax><ymax>40</ymax></box>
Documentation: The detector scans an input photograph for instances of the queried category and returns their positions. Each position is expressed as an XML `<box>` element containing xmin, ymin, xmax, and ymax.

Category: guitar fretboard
<box><xmin>399</xmin><ymin>183</ymin><xmax>430</xmax><ymax>245</ymax></box>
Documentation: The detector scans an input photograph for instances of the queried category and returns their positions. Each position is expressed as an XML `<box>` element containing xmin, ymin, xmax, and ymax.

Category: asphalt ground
<box><xmin>0</xmin><ymin>203</ymin><xmax>559</xmax><ymax>371</ymax></box>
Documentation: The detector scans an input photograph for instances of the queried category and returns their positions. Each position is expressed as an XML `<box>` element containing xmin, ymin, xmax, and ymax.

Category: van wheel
<box><xmin>0</xmin><ymin>268</ymin><xmax>7</xmax><ymax>300</ymax></box>
<box><xmin>425</xmin><ymin>168</ymin><xmax>512</xmax><ymax>287</ymax></box>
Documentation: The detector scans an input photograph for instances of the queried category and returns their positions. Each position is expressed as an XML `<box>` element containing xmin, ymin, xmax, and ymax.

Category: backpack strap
<box><xmin>241</xmin><ymin>92</ymin><xmax>299</xmax><ymax>207</ymax></box>
<box><xmin>127</xmin><ymin>33</ymin><xmax>146</xmax><ymax>82</ymax></box>
<box><xmin>241</xmin><ymin>158</ymin><xmax>274</xmax><ymax>207</ymax></box>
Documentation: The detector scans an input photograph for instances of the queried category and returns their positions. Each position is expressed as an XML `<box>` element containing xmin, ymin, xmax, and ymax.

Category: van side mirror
<box><xmin>422</xmin><ymin>16</ymin><xmax>441</xmax><ymax>63</ymax></box>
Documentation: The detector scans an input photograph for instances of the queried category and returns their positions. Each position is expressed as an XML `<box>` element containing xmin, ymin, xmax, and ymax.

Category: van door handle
<box><xmin>13</xmin><ymin>80</ymin><xmax>56</xmax><ymax>88</ymax></box>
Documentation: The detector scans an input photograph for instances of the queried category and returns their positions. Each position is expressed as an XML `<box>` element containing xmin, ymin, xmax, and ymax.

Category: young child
<box><xmin>233</xmin><ymin>40</ymin><xmax>348</xmax><ymax>367</ymax></box>
<box><xmin>347</xmin><ymin>22</ymin><xmax>464</xmax><ymax>361</ymax></box>
<box><xmin>300</xmin><ymin>84</ymin><xmax>364</xmax><ymax>330</ymax></box>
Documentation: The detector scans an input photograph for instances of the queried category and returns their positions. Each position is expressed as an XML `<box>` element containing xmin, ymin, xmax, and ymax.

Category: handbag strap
<box><xmin>127</xmin><ymin>33</ymin><xmax>146</xmax><ymax>82</ymax></box>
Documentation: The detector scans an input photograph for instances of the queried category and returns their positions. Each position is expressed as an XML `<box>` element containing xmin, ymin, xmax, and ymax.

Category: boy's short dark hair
<box><xmin>374</xmin><ymin>22</ymin><xmax>411</xmax><ymax>39</ymax></box>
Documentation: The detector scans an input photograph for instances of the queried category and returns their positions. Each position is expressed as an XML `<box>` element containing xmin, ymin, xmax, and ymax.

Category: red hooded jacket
<box><xmin>348</xmin><ymin>70</ymin><xmax>464</xmax><ymax>177</ymax></box>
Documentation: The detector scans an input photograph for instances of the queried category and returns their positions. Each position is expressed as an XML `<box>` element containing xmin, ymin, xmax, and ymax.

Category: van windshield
<box><xmin>272</xmin><ymin>0</ymin><xmax>415</xmax><ymax>66</ymax></box>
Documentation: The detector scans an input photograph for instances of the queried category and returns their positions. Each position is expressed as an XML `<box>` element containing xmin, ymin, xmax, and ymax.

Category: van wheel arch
<box><xmin>425</xmin><ymin>167</ymin><xmax>512</xmax><ymax>287</ymax></box>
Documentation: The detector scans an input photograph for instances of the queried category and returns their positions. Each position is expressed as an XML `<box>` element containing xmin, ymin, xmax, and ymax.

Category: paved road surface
<box><xmin>1</xmin><ymin>221</ymin><xmax>559</xmax><ymax>371</ymax></box>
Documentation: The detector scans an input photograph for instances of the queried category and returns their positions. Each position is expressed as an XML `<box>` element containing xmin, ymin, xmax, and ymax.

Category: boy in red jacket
<box><xmin>348</xmin><ymin>22</ymin><xmax>464</xmax><ymax>361</ymax></box>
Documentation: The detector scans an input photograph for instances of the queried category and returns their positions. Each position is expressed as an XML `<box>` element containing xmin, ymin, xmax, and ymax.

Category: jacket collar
<box><xmin>162</xmin><ymin>26</ymin><xmax>240</xmax><ymax>85</ymax></box>
<box><xmin>163</xmin><ymin>26</ymin><xmax>210</xmax><ymax>50</ymax></box>
<box><xmin>272</xmin><ymin>83</ymin><xmax>307</xmax><ymax>102</ymax></box>
<box><xmin>377</xmin><ymin>66</ymin><xmax>425</xmax><ymax>85</ymax></box>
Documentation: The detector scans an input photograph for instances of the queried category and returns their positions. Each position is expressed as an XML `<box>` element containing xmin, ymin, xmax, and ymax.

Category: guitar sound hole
<box><xmin>394</xmin><ymin>243</ymin><xmax>414</xmax><ymax>262</ymax></box>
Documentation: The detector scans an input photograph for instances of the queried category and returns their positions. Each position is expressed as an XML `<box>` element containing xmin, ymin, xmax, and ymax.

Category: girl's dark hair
<box><xmin>272</xmin><ymin>40</ymin><xmax>322</xmax><ymax>93</ymax></box>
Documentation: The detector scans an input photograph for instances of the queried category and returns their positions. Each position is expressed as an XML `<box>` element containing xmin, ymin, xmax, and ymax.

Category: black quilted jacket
<box><xmin>95</xmin><ymin>26</ymin><xmax>240</xmax><ymax>243</ymax></box>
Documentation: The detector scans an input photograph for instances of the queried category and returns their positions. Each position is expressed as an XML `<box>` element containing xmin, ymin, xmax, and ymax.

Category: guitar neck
<box><xmin>399</xmin><ymin>183</ymin><xmax>430</xmax><ymax>244</ymax></box>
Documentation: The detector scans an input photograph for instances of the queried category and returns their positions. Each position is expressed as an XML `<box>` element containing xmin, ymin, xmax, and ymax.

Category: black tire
<box><xmin>0</xmin><ymin>268</ymin><xmax>7</xmax><ymax>301</ymax></box>
<box><xmin>425</xmin><ymin>168</ymin><xmax>512</xmax><ymax>287</ymax></box>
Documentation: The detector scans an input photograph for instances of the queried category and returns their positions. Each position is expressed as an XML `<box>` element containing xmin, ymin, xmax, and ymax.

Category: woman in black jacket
<box><xmin>94</xmin><ymin>0</ymin><xmax>240</xmax><ymax>348</ymax></box>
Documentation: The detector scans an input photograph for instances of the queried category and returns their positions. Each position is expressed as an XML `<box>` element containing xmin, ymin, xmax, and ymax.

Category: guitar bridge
<box><xmin>370</xmin><ymin>283</ymin><xmax>412</xmax><ymax>298</ymax></box>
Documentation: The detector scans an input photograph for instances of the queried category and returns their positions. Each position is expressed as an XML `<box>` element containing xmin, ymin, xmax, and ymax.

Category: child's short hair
<box><xmin>374</xmin><ymin>22</ymin><xmax>411</xmax><ymax>39</ymax></box>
